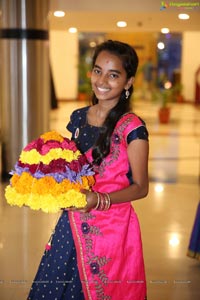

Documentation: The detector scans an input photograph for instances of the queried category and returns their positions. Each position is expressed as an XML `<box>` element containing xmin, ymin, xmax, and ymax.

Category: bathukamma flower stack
<box><xmin>5</xmin><ymin>131</ymin><xmax>95</xmax><ymax>213</ymax></box>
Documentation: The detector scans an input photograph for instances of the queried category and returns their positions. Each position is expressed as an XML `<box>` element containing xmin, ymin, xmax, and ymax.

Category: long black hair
<box><xmin>91</xmin><ymin>40</ymin><xmax>139</xmax><ymax>165</ymax></box>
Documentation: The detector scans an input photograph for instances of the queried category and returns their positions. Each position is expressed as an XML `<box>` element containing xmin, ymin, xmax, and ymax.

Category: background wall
<box><xmin>49</xmin><ymin>30</ymin><xmax>79</xmax><ymax>100</ymax></box>
<box><xmin>49</xmin><ymin>30</ymin><xmax>199</xmax><ymax>103</ymax></box>
<box><xmin>181</xmin><ymin>31</ymin><xmax>200</xmax><ymax>102</ymax></box>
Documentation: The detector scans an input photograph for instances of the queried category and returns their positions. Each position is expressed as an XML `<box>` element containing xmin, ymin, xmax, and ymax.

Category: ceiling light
<box><xmin>157</xmin><ymin>42</ymin><xmax>165</xmax><ymax>50</ymax></box>
<box><xmin>161</xmin><ymin>27</ymin><xmax>170</xmax><ymax>34</ymax></box>
<box><xmin>117</xmin><ymin>21</ymin><xmax>127</xmax><ymax>28</ymax></box>
<box><xmin>178</xmin><ymin>13</ymin><xmax>190</xmax><ymax>20</ymax></box>
<box><xmin>89</xmin><ymin>42</ymin><xmax>96</xmax><ymax>48</ymax></box>
<box><xmin>68</xmin><ymin>27</ymin><xmax>77</xmax><ymax>33</ymax></box>
<box><xmin>54</xmin><ymin>11</ymin><xmax>65</xmax><ymax>17</ymax></box>
<box><xmin>164</xmin><ymin>81</ymin><xmax>172</xmax><ymax>89</ymax></box>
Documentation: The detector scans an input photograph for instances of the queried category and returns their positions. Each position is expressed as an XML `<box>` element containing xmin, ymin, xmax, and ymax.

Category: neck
<box><xmin>95</xmin><ymin>104</ymin><xmax>110</xmax><ymax>126</ymax></box>
<box><xmin>96</xmin><ymin>100</ymin><xmax>117</xmax><ymax>114</ymax></box>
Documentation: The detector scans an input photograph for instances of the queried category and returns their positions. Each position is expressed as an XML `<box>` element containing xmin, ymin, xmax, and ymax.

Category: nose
<box><xmin>96</xmin><ymin>74</ymin><xmax>108</xmax><ymax>86</ymax></box>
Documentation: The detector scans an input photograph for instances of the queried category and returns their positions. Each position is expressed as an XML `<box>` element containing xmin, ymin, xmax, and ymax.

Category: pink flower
<box><xmin>40</xmin><ymin>159</ymin><xmax>67</xmax><ymax>174</ymax></box>
<box><xmin>18</xmin><ymin>161</ymin><xmax>39</xmax><ymax>174</ymax></box>
<box><xmin>78</xmin><ymin>155</ymin><xmax>88</xmax><ymax>165</ymax></box>
<box><xmin>28</xmin><ymin>164</ymin><xmax>40</xmax><ymax>174</ymax></box>
<box><xmin>62</xmin><ymin>139</ymin><xmax>77</xmax><ymax>151</ymax></box>
<box><xmin>68</xmin><ymin>160</ymin><xmax>81</xmax><ymax>172</ymax></box>
<box><xmin>24</xmin><ymin>138</ymin><xmax>43</xmax><ymax>151</ymax></box>
<box><xmin>40</xmin><ymin>141</ymin><xmax>61</xmax><ymax>155</ymax></box>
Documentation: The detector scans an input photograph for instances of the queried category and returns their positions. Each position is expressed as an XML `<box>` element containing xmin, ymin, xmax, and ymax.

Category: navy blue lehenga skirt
<box><xmin>27</xmin><ymin>211</ymin><xmax>84</xmax><ymax>300</ymax></box>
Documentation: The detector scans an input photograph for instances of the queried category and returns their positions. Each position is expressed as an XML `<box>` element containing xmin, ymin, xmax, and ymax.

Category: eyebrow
<box><xmin>93</xmin><ymin>64</ymin><xmax>121</xmax><ymax>74</ymax></box>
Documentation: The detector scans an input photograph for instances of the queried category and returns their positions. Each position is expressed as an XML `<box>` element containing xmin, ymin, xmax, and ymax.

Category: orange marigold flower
<box><xmin>60</xmin><ymin>179</ymin><xmax>74</xmax><ymax>191</ymax></box>
<box><xmin>71</xmin><ymin>182</ymin><xmax>81</xmax><ymax>191</ymax></box>
<box><xmin>11</xmin><ymin>174</ymin><xmax>20</xmax><ymax>186</ymax></box>
<box><xmin>14</xmin><ymin>172</ymin><xmax>33</xmax><ymax>194</ymax></box>
<box><xmin>87</xmin><ymin>175</ymin><xmax>95</xmax><ymax>186</ymax></box>
<box><xmin>81</xmin><ymin>176</ymin><xmax>90</xmax><ymax>189</ymax></box>
<box><xmin>40</xmin><ymin>131</ymin><xmax>64</xmax><ymax>143</ymax></box>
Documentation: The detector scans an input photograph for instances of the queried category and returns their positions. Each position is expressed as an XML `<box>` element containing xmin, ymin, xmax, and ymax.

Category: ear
<box><xmin>125</xmin><ymin>76</ymin><xmax>134</xmax><ymax>90</ymax></box>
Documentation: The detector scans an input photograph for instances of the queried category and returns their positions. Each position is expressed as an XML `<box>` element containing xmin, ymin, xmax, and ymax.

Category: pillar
<box><xmin>0</xmin><ymin>0</ymin><xmax>50</xmax><ymax>178</ymax></box>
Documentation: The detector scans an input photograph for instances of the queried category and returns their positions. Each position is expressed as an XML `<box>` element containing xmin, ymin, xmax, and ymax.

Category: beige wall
<box><xmin>49</xmin><ymin>30</ymin><xmax>79</xmax><ymax>100</ymax></box>
<box><xmin>181</xmin><ymin>31</ymin><xmax>200</xmax><ymax>102</ymax></box>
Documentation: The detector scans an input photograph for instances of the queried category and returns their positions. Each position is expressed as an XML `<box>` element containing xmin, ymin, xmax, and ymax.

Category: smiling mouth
<box><xmin>97</xmin><ymin>87</ymin><xmax>110</xmax><ymax>92</ymax></box>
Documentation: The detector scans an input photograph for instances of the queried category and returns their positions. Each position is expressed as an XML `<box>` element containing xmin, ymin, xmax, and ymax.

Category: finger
<box><xmin>80</xmin><ymin>189</ymin><xmax>87</xmax><ymax>195</ymax></box>
<box><xmin>64</xmin><ymin>206</ymin><xmax>84</xmax><ymax>211</ymax></box>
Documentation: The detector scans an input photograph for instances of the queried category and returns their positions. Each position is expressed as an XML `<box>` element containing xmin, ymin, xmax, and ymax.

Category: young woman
<box><xmin>27</xmin><ymin>40</ymin><xmax>149</xmax><ymax>300</ymax></box>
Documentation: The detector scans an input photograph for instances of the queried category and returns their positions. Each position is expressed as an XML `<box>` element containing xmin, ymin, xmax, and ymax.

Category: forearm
<box><xmin>109</xmin><ymin>182</ymin><xmax>149</xmax><ymax>204</ymax></box>
<box><xmin>76</xmin><ymin>181</ymin><xmax>148</xmax><ymax>213</ymax></box>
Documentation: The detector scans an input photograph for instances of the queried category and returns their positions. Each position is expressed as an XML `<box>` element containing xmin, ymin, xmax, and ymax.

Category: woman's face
<box><xmin>91</xmin><ymin>50</ymin><xmax>133</xmax><ymax>104</ymax></box>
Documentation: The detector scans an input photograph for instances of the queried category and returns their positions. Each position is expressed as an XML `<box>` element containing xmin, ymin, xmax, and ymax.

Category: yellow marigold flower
<box><xmin>20</xmin><ymin>148</ymin><xmax>80</xmax><ymax>164</ymax></box>
<box><xmin>5</xmin><ymin>186</ymin><xmax>25</xmax><ymax>207</ymax></box>
<box><xmin>59</xmin><ymin>189</ymin><xmax>86</xmax><ymax>208</ymax></box>
<box><xmin>26</xmin><ymin>193</ymin><xmax>43</xmax><ymax>211</ymax></box>
<box><xmin>20</xmin><ymin>149</ymin><xmax>40</xmax><ymax>164</ymax></box>
<box><xmin>40</xmin><ymin>131</ymin><xmax>64</xmax><ymax>143</ymax></box>
<box><xmin>5</xmin><ymin>187</ymin><xmax>87</xmax><ymax>213</ymax></box>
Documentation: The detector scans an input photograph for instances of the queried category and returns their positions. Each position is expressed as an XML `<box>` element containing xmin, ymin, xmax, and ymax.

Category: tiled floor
<box><xmin>0</xmin><ymin>98</ymin><xmax>200</xmax><ymax>300</ymax></box>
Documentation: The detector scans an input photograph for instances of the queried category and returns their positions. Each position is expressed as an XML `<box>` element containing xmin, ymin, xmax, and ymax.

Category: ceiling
<box><xmin>49</xmin><ymin>0</ymin><xmax>200</xmax><ymax>32</ymax></box>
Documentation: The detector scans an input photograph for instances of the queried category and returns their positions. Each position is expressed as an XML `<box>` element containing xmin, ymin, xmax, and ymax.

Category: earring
<box><xmin>125</xmin><ymin>89</ymin><xmax>130</xmax><ymax>99</ymax></box>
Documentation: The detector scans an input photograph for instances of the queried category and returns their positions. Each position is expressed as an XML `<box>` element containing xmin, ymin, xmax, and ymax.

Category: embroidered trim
<box><xmin>95</xmin><ymin>115</ymin><xmax>135</xmax><ymax>177</ymax></box>
<box><xmin>80</xmin><ymin>212</ymin><xmax>112</xmax><ymax>300</ymax></box>
<box><xmin>70</xmin><ymin>211</ymin><xmax>112</xmax><ymax>299</ymax></box>
<box><xmin>70</xmin><ymin>212</ymin><xmax>92</xmax><ymax>300</ymax></box>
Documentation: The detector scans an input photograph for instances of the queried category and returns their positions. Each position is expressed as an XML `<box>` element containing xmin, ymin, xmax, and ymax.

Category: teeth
<box><xmin>97</xmin><ymin>87</ymin><xmax>110</xmax><ymax>92</ymax></box>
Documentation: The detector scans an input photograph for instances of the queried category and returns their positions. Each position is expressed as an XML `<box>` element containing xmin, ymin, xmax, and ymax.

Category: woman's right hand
<box><xmin>65</xmin><ymin>190</ymin><xmax>98</xmax><ymax>213</ymax></box>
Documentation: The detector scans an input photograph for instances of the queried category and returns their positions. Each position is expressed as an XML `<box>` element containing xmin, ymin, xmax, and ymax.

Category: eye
<box><xmin>109</xmin><ymin>73</ymin><xmax>119</xmax><ymax>79</ymax></box>
<box><xmin>92</xmin><ymin>68</ymin><xmax>101</xmax><ymax>75</ymax></box>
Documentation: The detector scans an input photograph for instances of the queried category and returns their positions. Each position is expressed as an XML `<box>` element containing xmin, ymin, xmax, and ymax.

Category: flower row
<box><xmin>5</xmin><ymin>187</ymin><xmax>87</xmax><ymax>213</ymax></box>
<box><xmin>9</xmin><ymin>172</ymin><xmax>95</xmax><ymax>195</ymax></box>
<box><xmin>24</xmin><ymin>138</ymin><xmax>78</xmax><ymax>155</ymax></box>
<box><xmin>20</xmin><ymin>148</ymin><xmax>81</xmax><ymax>165</ymax></box>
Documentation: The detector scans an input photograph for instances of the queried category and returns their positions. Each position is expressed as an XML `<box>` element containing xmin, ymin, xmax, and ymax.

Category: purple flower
<box><xmin>80</xmin><ymin>164</ymin><xmax>95</xmax><ymax>177</ymax></box>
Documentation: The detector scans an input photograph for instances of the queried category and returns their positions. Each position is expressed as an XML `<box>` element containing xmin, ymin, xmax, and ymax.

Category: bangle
<box><xmin>94</xmin><ymin>192</ymin><xmax>100</xmax><ymax>210</ymax></box>
<box><xmin>99</xmin><ymin>193</ymin><xmax>105</xmax><ymax>211</ymax></box>
<box><xmin>104</xmin><ymin>193</ymin><xmax>111</xmax><ymax>210</ymax></box>
<box><xmin>94</xmin><ymin>192</ymin><xmax>111</xmax><ymax>211</ymax></box>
